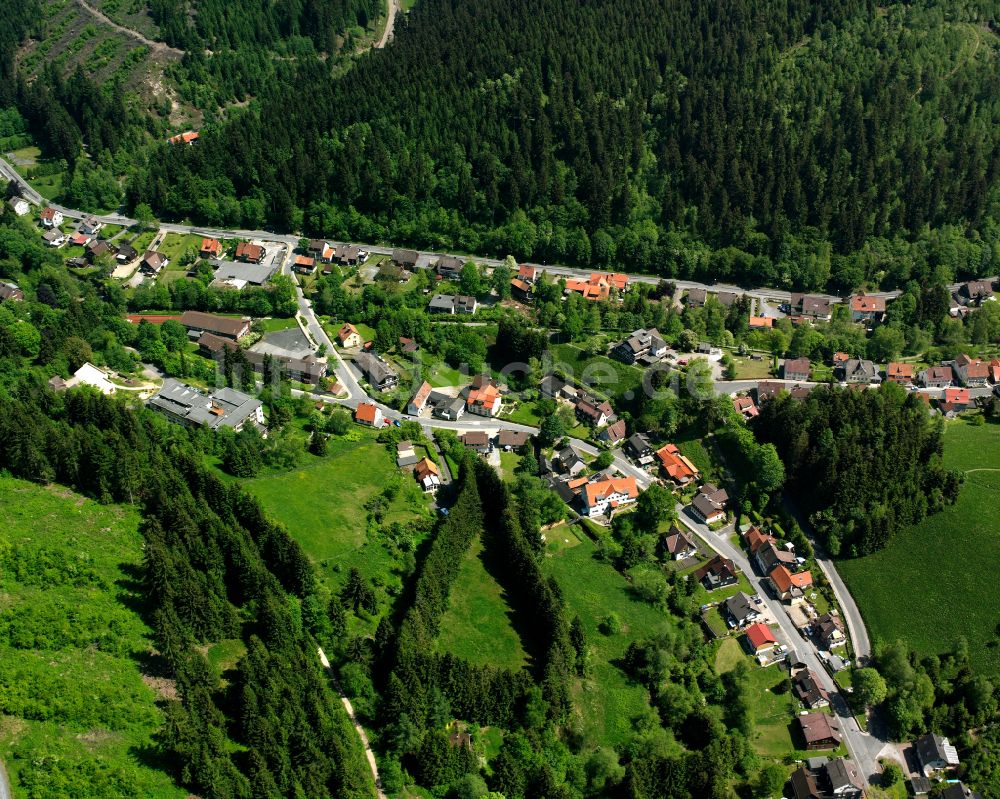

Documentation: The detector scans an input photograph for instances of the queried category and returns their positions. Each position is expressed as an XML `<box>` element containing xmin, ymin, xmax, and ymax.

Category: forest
<box><xmin>751</xmin><ymin>383</ymin><xmax>962</xmax><ymax>556</ymax></box>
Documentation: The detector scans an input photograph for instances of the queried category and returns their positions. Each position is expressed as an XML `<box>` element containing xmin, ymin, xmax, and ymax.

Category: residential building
<box><xmin>39</xmin><ymin>206</ymin><xmax>63</xmax><ymax>227</ymax></box>
<box><xmin>140</xmin><ymin>250</ymin><xmax>168</xmax><ymax>275</ymax></box>
<box><xmin>744</xmin><ymin>525</ymin><xmax>777</xmax><ymax>554</ymax></box>
<box><xmin>0</xmin><ymin>282</ymin><xmax>24</xmax><ymax>302</ymax></box>
<box><xmin>690</xmin><ymin>484</ymin><xmax>728</xmax><ymax>524</ymax></box>
<box><xmin>115</xmin><ymin>243</ymin><xmax>137</xmax><ymax>264</ymax></box>
<box><xmin>748</xmin><ymin>316</ymin><xmax>774</xmax><ymax>329</ymax></box>
<box><xmin>575</xmin><ymin>394</ymin><xmax>615</xmax><ymax>427</ymax></box>
<box><xmin>167</xmin><ymin>130</ymin><xmax>199</xmax><ymax>145</ymax></box>
<box><xmin>755</xmin><ymin>541</ymin><xmax>796</xmax><ymax>574</ymax></box>
<box><xmin>7</xmin><ymin>196</ymin><xmax>29</xmax><ymax>216</ymax></box>
<box><xmin>952</xmin><ymin>353</ymin><xmax>990</xmax><ymax>387</ymax></box>
<box><xmin>467</xmin><ymin>379</ymin><xmax>502</xmax><ymax>417</ymax></box>
<box><xmin>564</xmin><ymin>273</ymin><xmax>615</xmax><ymax>302</ymax></box>
<box><xmin>814</xmin><ymin>612</ymin><xmax>846</xmax><ymax>649</ymax></box>
<box><xmin>435</xmin><ymin>254</ymin><xmax>465</xmax><ymax>277</ymax></box>
<box><xmin>841</xmin><ymin>358</ymin><xmax>880</xmax><ymax>384</ymax></box>
<box><xmin>919</xmin><ymin>365</ymin><xmax>952</xmax><ymax>388</ymax></box>
<box><xmin>68</xmin><ymin>232</ymin><xmax>90</xmax><ymax>247</ymax></box>
<box><xmin>789</xmin><ymin>767</ymin><xmax>823</xmax><ymax>799</ymax></box>
<box><xmin>793</xmin><ymin>669</ymin><xmax>830</xmax><ymax>709</ymax></box>
<box><xmin>429</xmin><ymin>294</ymin><xmax>456</xmax><ymax>313</ymax></box>
<box><xmin>664</xmin><ymin>527</ymin><xmax>698</xmax><ymax>561</ymax></box>
<box><xmin>332</xmin><ymin>244</ymin><xmax>367</xmax><ymax>265</ymax></box>
<box><xmin>398</xmin><ymin>336</ymin><xmax>418</xmax><ymax>353</ymax></box>
<box><xmin>915</xmin><ymin>733</ymin><xmax>960</xmax><ymax>776</ymax></box>
<box><xmin>392</xmin><ymin>248</ymin><xmax>419</xmax><ymax>271</ymax></box>
<box><xmin>582</xmin><ymin>476</ymin><xmax>639</xmax><ymax>517</ymax></box>
<box><xmin>955</xmin><ymin>280</ymin><xmax>994</xmax><ymax>306</ymax></box>
<box><xmin>769</xmin><ymin>565</ymin><xmax>813</xmax><ymax>603</ymax></box>
<box><xmin>414</xmin><ymin>457</ymin><xmax>441</xmax><ymax>492</ymax></box>
<box><xmin>498</xmin><ymin>430</ymin><xmax>531</xmax><ymax>450</ymax></box>
<box><xmin>510</xmin><ymin>278</ymin><xmax>533</xmax><ymax>300</ymax></box>
<box><xmin>212</xmin><ymin>260</ymin><xmax>275</xmax><ymax>287</ymax></box>
<box><xmin>824</xmin><ymin>757</ymin><xmax>864</xmax><ymax>798</ymax></box>
<box><xmin>886</xmin><ymin>362</ymin><xmax>914</xmax><ymax>385</ymax></box>
<box><xmin>626</xmin><ymin>433</ymin><xmax>652</xmax><ymax>461</ymax></box>
<box><xmin>148</xmin><ymin>379</ymin><xmax>264</xmax><ymax>432</ymax></box>
<box><xmin>79</xmin><ymin>216</ymin><xmax>102</xmax><ymax>236</ymax></box>
<box><xmin>592</xmin><ymin>272</ymin><xmax>629</xmax><ymax>293</ymax></box>
<box><xmin>308</xmin><ymin>240</ymin><xmax>333</xmax><ymax>261</ymax></box>
<box><xmin>797</xmin><ymin>712</ymin><xmax>841</xmax><ymax>750</ymax></box>
<box><xmin>783</xmin><ymin>357</ymin><xmax>811</xmax><ymax>382</ymax></box>
<box><xmin>850</xmin><ymin>293</ymin><xmax>886</xmax><ymax>322</ymax></box>
<box><xmin>461</xmin><ymin>430</ymin><xmax>492</xmax><ymax>454</ymax></box>
<box><xmin>200</xmin><ymin>238</ymin><xmax>224</xmax><ymax>259</ymax></box>
<box><xmin>354</xmin><ymin>402</ymin><xmax>384</xmax><ymax>428</ymax></box>
<box><xmin>693</xmin><ymin>555</ymin><xmax>738</xmax><ymax>591</ymax></box>
<box><xmin>686</xmin><ymin>287</ymin><xmax>707</xmax><ymax>307</ymax></box>
<box><xmin>990</xmin><ymin>358</ymin><xmax>1000</xmax><ymax>384</ymax></box>
<box><xmin>235</xmin><ymin>242</ymin><xmax>265</xmax><ymax>263</ymax></box>
<box><xmin>293</xmin><ymin>255</ymin><xmax>316</xmax><ymax>274</ymax></box>
<box><xmin>42</xmin><ymin>229</ymin><xmax>66</xmax><ymax>247</ymax></box>
<box><xmin>518</xmin><ymin>264</ymin><xmax>537</xmax><ymax>283</ymax></box>
<box><xmin>743</xmin><ymin>622</ymin><xmax>777</xmax><ymax>655</ymax></box>
<box><xmin>396</xmin><ymin>440</ymin><xmax>419</xmax><ymax>467</ymax></box>
<box><xmin>49</xmin><ymin>362</ymin><xmax>117</xmax><ymax>395</ymax></box>
<box><xmin>724</xmin><ymin>591</ymin><xmax>760</xmax><ymax>628</ymax></box>
<box><xmin>540</xmin><ymin>373</ymin><xmax>577</xmax><ymax>400</ymax></box>
<box><xmin>613</xmin><ymin>327</ymin><xmax>667</xmax><ymax>364</ymax></box>
<box><xmin>940</xmin><ymin>387</ymin><xmax>971</xmax><ymax>414</ymax></box>
<box><xmin>198</xmin><ymin>334</ymin><xmax>328</xmax><ymax>384</ymax></box>
<box><xmin>938</xmin><ymin>784</ymin><xmax>985</xmax><ymax>799</ymax></box>
<box><xmin>338</xmin><ymin>323</ymin><xmax>363</xmax><ymax>348</ymax></box>
<box><xmin>790</xmin><ymin>293</ymin><xmax>833</xmax><ymax>321</ymax></box>
<box><xmin>598</xmin><ymin>419</ymin><xmax>626</xmax><ymax>445</ymax></box>
<box><xmin>732</xmin><ymin>394</ymin><xmax>759</xmax><ymax>418</ymax></box>
<box><xmin>407</xmin><ymin>381</ymin><xmax>433</xmax><ymax>415</ymax></box>
<box><xmin>355</xmin><ymin>352</ymin><xmax>399</xmax><ymax>391</ymax></box>
<box><xmin>715</xmin><ymin>291</ymin><xmax>740</xmax><ymax>307</ymax></box>
<box><xmin>85</xmin><ymin>239</ymin><xmax>113</xmax><ymax>264</ymax></box>
<box><xmin>558</xmin><ymin>446</ymin><xmax>587</xmax><ymax>477</ymax></box>
<box><xmin>656</xmin><ymin>443</ymin><xmax>700</xmax><ymax>485</ymax></box>
<box><xmin>180</xmin><ymin>311</ymin><xmax>251</xmax><ymax>340</ymax></box>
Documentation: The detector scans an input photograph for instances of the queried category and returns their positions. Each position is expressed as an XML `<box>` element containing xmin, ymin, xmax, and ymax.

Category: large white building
<box><xmin>582</xmin><ymin>476</ymin><xmax>639</xmax><ymax>517</ymax></box>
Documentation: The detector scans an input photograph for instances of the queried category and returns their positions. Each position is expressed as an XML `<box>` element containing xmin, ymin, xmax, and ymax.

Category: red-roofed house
<box><xmin>744</xmin><ymin>526</ymin><xmax>777</xmax><ymax>554</ymax></box>
<box><xmin>565</xmin><ymin>277</ymin><xmax>611</xmax><ymax>302</ymax></box>
<box><xmin>354</xmin><ymin>402</ymin><xmax>384</xmax><ymax>428</ymax></box>
<box><xmin>952</xmin><ymin>354</ymin><xmax>990</xmax><ymax>387</ymax></box>
<box><xmin>656</xmin><ymin>444</ymin><xmax>700</xmax><ymax>485</ymax></box>
<box><xmin>940</xmin><ymin>387</ymin><xmax>971</xmax><ymax>414</ymax></box>
<box><xmin>597</xmin><ymin>418</ymin><xmax>627</xmax><ymax>445</ymax></box>
<box><xmin>749</xmin><ymin>316</ymin><xmax>774</xmax><ymax>329</ymax></box>
<box><xmin>168</xmin><ymin>130</ymin><xmax>199</xmax><ymax>145</ymax></box>
<box><xmin>850</xmin><ymin>293</ymin><xmax>886</xmax><ymax>322</ymax></box>
<box><xmin>293</xmin><ymin>255</ymin><xmax>316</xmax><ymax>274</ymax></box>
<box><xmin>407</xmin><ymin>381</ymin><xmax>433</xmax><ymax>415</ymax></box>
<box><xmin>39</xmin><ymin>207</ymin><xmax>63</xmax><ymax>228</ymax></box>
<box><xmin>732</xmin><ymin>395</ymin><xmax>759</xmax><ymax>418</ymax></box>
<box><xmin>200</xmin><ymin>238</ymin><xmax>224</xmax><ymax>259</ymax></box>
<box><xmin>467</xmin><ymin>381</ymin><xmax>502</xmax><ymax>417</ymax></box>
<box><xmin>886</xmin><ymin>362</ymin><xmax>914</xmax><ymax>385</ymax></box>
<box><xmin>235</xmin><ymin>242</ymin><xmax>265</xmax><ymax>263</ymax></box>
<box><xmin>583</xmin><ymin>476</ymin><xmax>639</xmax><ymax>518</ymax></box>
<box><xmin>770</xmin><ymin>565</ymin><xmax>813</xmax><ymax>603</ymax></box>
<box><xmin>338</xmin><ymin>323</ymin><xmax>363</xmax><ymax>348</ymax></box>
<box><xmin>991</xmin><ymin>359</ymin><xmax>1000</xmax><ymax>385</ymax></box>
<box><xmin>591</xmin><ymin>272</ymin><xmax>629</xmax><ymax>293</ymax></box>
<box><xmin>518</xmin><ymin>264</ymin><xmax>537</xmax><ymax>283</ymax></box>
<box><xmin>511</xmin><ymin>278</ymin><xmax>533</xmax><ymax>301</ymax></box>
<box><xmin>744</xmin><ymin>622</ymin><xmax>777</xmax><ymax>655</ymax></box>
<box><xmin>414</xmin><ymin>457</ymin><xmax>440</xmax><ymax>492</ymax></box>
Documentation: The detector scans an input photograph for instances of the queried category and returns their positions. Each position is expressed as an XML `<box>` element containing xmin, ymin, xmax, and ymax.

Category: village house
<box><xmin>886</xmin><ymin>362</ymin><xmax>914</xmax><ymax>385</ymax></box>
<box><xmin>582</xmin><ymin>476</ymin><xmax>639</xmax><ymax>518</ymax></box>
<box><xmin>168</xmin><ymin>130</ymin><xmax>199</xmax><ymax>145</ymax></box>
<box><xmin>564</xmin><ymin>273</ymin><xmax>621</xmax><ymax>302</ymax></box>
<box><xmin>7</xmin><ymin>196</ymin><xmax>29</xmax><ymax>216</ymax></box>
<box><xmin>990</xmin><ymin>358</ymin><xmax>1000</xmax><ymax>384</ymax></box>
<box><xmin>938</xmin><ymin>784</ymin><xmax>984</xmax><ymax>799</ymax></box>
<box><xmin>413</xmin><ymin>457</ymin><xmax>440</xmax><ymax>492</ymax></box>
<box><xmin>0</xmin><ymin>282</ymin><xmax>24</xmax><ymax>302</ymax></box>
<box><xmin>686</xmin><ymin>287</ymin><xmax>707</xmax><ymax>307</ymax></box>
<box><xmin>690</xmin><ymin>484</ymin><xmax>728</xmax><ymax>524</ymax></box>
<box><xmin>79</xmin><ymin>216</ymin><xmax>102</xmax><ymax>236</ymax></box>
<box><xmin>407</xmin><ymin>381</ymin><xmax>433</xmax><ymax>415</ymax></box>
<box><xmin>793</xmin><ymin>669</ymin><xmax>830</xmax><ymax>709</ymax></box>
<box><xmin>332</xmin><ymin>244</ymin><xmax>367</xmax><ymax>266</ymax></box>
<box><xmin>955</xmin><ymin>279</ymin><xmax>994</xmax><ymax>307</ymax></box>
<box><xmin>429</xmin><ymin>390</ymin><xmax>465</xmax><ymax>420</ymax></box>
<box><xmin>613</xmin><ymin>327</ymin><xmax>667</xmax><ymax>364</ymax></box>
<box><xmin>939</xmin><ymin>387</ymin><xmax>971</xmax><ymax>415</ymax></box>
<box><xmin>435</xmin><ymin>254</ymin><xmax>465</xmax><ymax>278</ymax></box>
<box><xmin>919</xmin><ymin>365</ymin><xmax>953</xmax><ymax>388</ymax></box>
<box><xmin>498</xmin><ymin>430</ymin><xmax>530</xmax><ymax>451</ymax></box>
<box><xmin>510</xmin><ymin>278</ymin><xmax>533</xmax><ymax>301</ymax></box>
<box><xmin>293</xmin><ymin>255</ymin><xmax>316</xmax><ymax>274</ymax></box>
<box><xmin>663</xmin><ymin>527</ymin><xmax>698</xmax><ymax>561</ymax></box>
<box><xmin>797</xmin><ymin>712</ymin><xmax>841</xmax><ymax>750</ymax></box>
<box><xmin>42</xmin><ymin>229</ymin><xmax>66</xmax><ymax>247</ymax></box>
<box><xmin>732</xmin><ymin>394</ymin><xmax>759</xmax><ymax>419</ymax></box>
<box><xmin>398</xmin><ymin>336</ymin><xmax>419</xmax><ymax>353</ymax></box>
<box><xmin>593</xmin><ymin>272</ymin><xmax>629</xmax><ymax>293</ymax></box>
<box><xmin>148</xmin><ymin>379</ymin><xmax>264</xmax><ymax>432</ymax></box>
<box><xmin>769</xmin><ymin>565</ymin><xmax>814</xmax><ymax>603</ymax></box>
<box><xmin>115</xmin><ymin>243</ymin><xmax>137</xmax><ymax>264</ymax></box>
<box><xmin>307</xmin><ymin>240</ymin><xmax>334</xmax><ymax>262</ymax></box>
<box><xmin>337</xmin><ymin>323</ymin><xmax>363</xmax><ymax>348</ymax></box>
<box><xmin>952</xmin><ymin>353</ymin><xmax>990</xmax><ymax>387</ymax></box>
<box><xmin>749</xmin><ymin>316</ymin><xmax>774</xmax><ymax>329</ymax></box>
<box><xmin>814</xmin><ymin>611</ymin><xmax>846</xmax><ymax>649</ymax></box>
<box><xmin>783</xmin><ymin>357</ymin><xmax>811</xmax><ymax>382</ymax></box>
<box><xmin>575</xmin><ymin>394</ymin><xmax>615</xmax><ymax>427</ymax></box>
<box><xmin>200</xmin><ymin>238</ymin><xmax>224</xmax><ymax>259</ymax></box>
<box><xmin>466</xmin><ymin>376</ymin><xmax>502</xmax><ymax>417</ymax></box>
<box><xmin>235</xmin><ymin>242</ymin><xmax>265</xmax><ymax>263</ymax></box>
<box><xmin>724</xmin><ymin>591</ymin><xmax>760</xmax><ymax>628</ymax></box>
<box><xmin>755</xmin><ymin>541</ymin><xmax>796</xmax><ymax>575</ymax></box>
<box><xmin>354</xmin><ymin>402</ymin><xmax>384</xmax><ymax>428</ymax></box>
<box><xmin>140</xmin><ymin>250</ymin><xmax>168</xmax><ymax>275</ymax></box>
<box><xmin>715</xmin><ymin>291</ymin><xmax>740</xmax><ymax>307</ymax></box>
<box><xmin>179</xmin><ymin>311</ymin><xmax>251</xmax><ymax>340</ymax></box>
<box><xmin>428</xmin><ymin>294</ymin><xmax>478</xmax><ymax>314</ymax></box>
<box><xmin>656</xmin><ymin>443</ymin><xmax>700</xmax><ymax>485</ymax></box>
<box><xmin>694</xmin><ymin>555</ymin><xmax>739</xmax><ymax>591</ymax></box>
<box><xmin>743</xmin><ymin>622</ymin><xmax>777</xmax><ymax>655</ymax></box>
<box><xmin>68</xmin><ymin>232</ymin><xmax>91</xmax><ymax>247</ymax></box>
<box><xmin>540</xmin><ymin>373</ymin><xmax>577</xmax><ymax>401</ymax></box>
<box><xmin>840</xmin><ymin>358</ymin><xmax>881</xmax><ymax>384</ymax></box>
<box><xmin>355</xmin><ymin>351</ymin><xmax>399</xmax><ymax>392</ymax></box>
<box><xmin>39</xmin><ymin>206</ymin><xmax>63</xmax><ymax>227</ymax></box>
<box><xmin>396</xmin><ymin>440</ymin><xmax>419</xmax><ymax>467</ymax></box>
<box><xmin>85</xmin><ymin>239</ymin><xmax>114</xmax><ymax>264</ymax></box>
<box><xmin>849</xmin><ymin>293</ymin><xmax>886</xmax><ymax>323</ymax></box>
<box><xmin>597</xmin><ymin>418</ymin><xmax>626</xmax><ymax>445</ymax></box>
<box><xmin>789</xmin><ymin>758</ymin><xmax>864</xmax><ymax>799</ymax></box>
<box><xmin>210</xmin><ymin>260</ymin><xmax>277</xmax><ymax>290</ymax></box>
<box><xmin>461</xmin><ymin>430</ymin><xmax>493</xmax><ymax>455</ymax></box>
<box><xmin>558</xmin><ymin>445</ymin><xmax>587</xmax><ymax>477</ymax></box>
<box><xmin>392</xmin><ymin>248</ymin><xmax>419</xmax><ymax>271</ymax></box>
<box><xmin>744</xmin><ymin>525</ymin><xmax>777</xmax><ymax>554</ymax></box>
<box><xmin>790</xmin><ymin>293</ymin><xmax>833</xmax><ymax>321</ymax></box>
<box><xmin>626</xmin><ymin>433</ymin><xmax>653</xmax><ymax>462</ymax></box>
<box><xmin>915</xmin><ymin>733</ymin><xmax>960</xmax><ymax>777</ymax></box>
<box><xmin>518</xmin><ymin>264</ymin><xmax>537</xmax><ymax>283</ymax></box>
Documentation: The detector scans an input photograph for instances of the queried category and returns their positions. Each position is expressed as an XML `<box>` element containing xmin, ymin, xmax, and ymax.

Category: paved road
<box><xmin>676</xmin><ymin>508</ymin><xmax>896</xmax><ymax>785</ymax></box>
<box><xmin>318</xmin><ymin>647</ymin><xmax>387</xmax><ymax>799</ymax></box>
<box><xmin>0</xmin><ymin>757</ymin><xmax>10</xmax><ymax>799</ymax></box>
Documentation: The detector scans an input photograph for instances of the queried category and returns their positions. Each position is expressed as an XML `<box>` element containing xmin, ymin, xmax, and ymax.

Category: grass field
<box><xmin>544</xmin><ymin>532</ymin><xmax>676</xmax><ymax>751</ymax></box>
<box><xmin>156</xmin><ymin>232</ymin><xmax>201</xmax><ymax>263</ymax></box>
<box><xmin>0</xmin><ymin>477</ymin><xmax>185</xmax><ymax>799</ymax></box>
<box><xmin>436</xmin><ymin>537</ymin><xmax>528</xmax><ymax>671</ymax></box>
<box><xmin>838</xmin><ymin>418</ymin><xmax>1000</xmax><ymax>674</ymax></box>
<box><xmin>550</xmin><ymin>344</ymin><xmax>644</xmax><ymax>401</ymax></box>
<box><xmin>257</xmin><ymin>316</ymin><xmax>300</xmax><ymax>333</ymax></box>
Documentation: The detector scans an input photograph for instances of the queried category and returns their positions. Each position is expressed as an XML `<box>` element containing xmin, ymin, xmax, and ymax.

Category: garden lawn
<box><xmin>436</xmin><ymin>537</ymin><xmax>528</xmax><ymax>671</ymax></box>
<box><xmin>544</xmin><ymin>535</ymin><xmax>676</xmax><ymax>752</ymax></box>
<box><xmin>257</xmin><ymin>316</ymin><xmax>300</xmax><ymax>333</ymax></box>
<box><xmin>0</xmin><ymin>477</ymin><xmax>185</xmax><ymax>799</ymax></box>
<box><xmin>156</xmin><ymin>232</ymin><xmax>201</xmax><ymax>263</ymax></box>
<box><xmin>550</xmin><ymin>344</ymin><xmax>644</xmax><ymax>401</ymax></box>
<box><xmin>838</xmin><ymin>418</ymin><xmax>1000</xmax><ymax>675</ymax></box>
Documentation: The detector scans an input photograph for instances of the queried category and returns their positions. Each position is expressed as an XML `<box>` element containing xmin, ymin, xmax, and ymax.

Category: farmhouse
<box><xmin>656</xmin><ymin>443</ymin><xmax>699</xmax><ymax>485</ymax></box>
<box><xmin>180</xmin><ymin>311</ymin><xmax>251</xmax><ymax>340</ymax></box>
<box><xmin>694</xmin><ymin>555</ymin><xmax>738</xmax><ymax>591</ymax></box>
<box><xmin>743</xmin><ymin>622</ymin><xmax>777</xmax><ymax>655</ymax></box>
<box><xmin>355</xmin><ymin>351</ymin><xmax>399</xmax><ymax>391</ymax></box>
<box><xmin>148</xmin><ymin>379</ymin><xmax>264</xmax><ymax>432</ymax></box>
<box><xmin>337</xmin><ymin>323</ymin><xmax>363</xmax><ymax>348</ymax></box>
<box><xmin>582</xmin><ymin>476</ymin><xmax>639</xmax><ymax>518</ymax></box>
<box><xmin>797</xmin><ymin>712</ymin><xmax>841</xmax><ymax>750</ymax></box>
<box><xmin>354</xmin><ymin>402</ymin><xmax>384</xmax><ymax>428</ymax></box>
